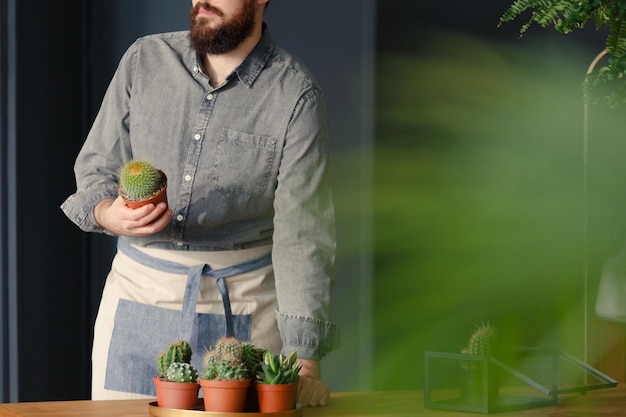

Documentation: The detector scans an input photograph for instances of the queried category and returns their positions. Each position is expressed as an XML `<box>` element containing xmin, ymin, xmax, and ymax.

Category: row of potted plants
<box><xmin>154</xmin><ymin>337</ymin><xmax>301</xmax><ymax>413</ymax></box>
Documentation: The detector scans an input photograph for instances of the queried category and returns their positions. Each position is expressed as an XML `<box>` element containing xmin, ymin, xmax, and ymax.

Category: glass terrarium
<box><xmin>424</xmin><ymin>347</ymin><xmax>617</xmax><ymax>414</ymax></box>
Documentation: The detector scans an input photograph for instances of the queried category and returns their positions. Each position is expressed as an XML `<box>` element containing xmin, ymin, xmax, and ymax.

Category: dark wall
<box><xmin>11</xmin><ymin>1</ymin><xmax>91</xmax><ymax>401</ymax></box>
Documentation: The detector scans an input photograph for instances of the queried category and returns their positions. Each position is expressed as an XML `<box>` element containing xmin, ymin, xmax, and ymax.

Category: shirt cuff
<box><xmin>60</xmin><ymin>188</ymin><xmax>118</xmax><ymax>233</ymax></box>
<box><xmin>276</xmin><ymin>310</ymin><xmax>341</xmax><ymax>361</ymax></box>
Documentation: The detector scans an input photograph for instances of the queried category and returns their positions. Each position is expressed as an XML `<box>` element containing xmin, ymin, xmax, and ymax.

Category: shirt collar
<box><xmin>233</xmin><ymin>23</ymin><xmax>275</xmax><ymax>88</ymax></box>
<box><xmin>190</xmin><ymin>24</ymin><xmax>275</xmax><ymax>88</ymax></box>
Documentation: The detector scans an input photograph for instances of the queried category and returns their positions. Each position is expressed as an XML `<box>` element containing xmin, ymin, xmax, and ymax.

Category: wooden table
<box><xmin>1</xmin><ymin>386</ymin><xmax>625</xmax><ymax>417</ymax></box>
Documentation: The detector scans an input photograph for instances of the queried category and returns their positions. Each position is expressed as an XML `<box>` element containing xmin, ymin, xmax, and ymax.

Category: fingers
<box><xmin>297</xmin><ymin>375</ymin><xmax>330</xmax><ymax>407</ymax></box>
<box><xmin>107</xmin><ymin>198</ymin><xmax>172</xmax><ymax>236</ymax></box>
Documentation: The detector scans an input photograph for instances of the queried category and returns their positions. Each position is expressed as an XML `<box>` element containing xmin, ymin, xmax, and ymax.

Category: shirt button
<box><xmin>194</xmin><ymin>133</ymin><xmax>201</xmax><ymax>141</ymax></box>
<box><xmin>185</xmin><ymin>175</ymin><xmax>192</xmax><ymax>181</ymax></box>
<box><xmin>176</xmin><ymin>242</ymin><xmax>184</xmax><ymax>247</ymax></box>
<box><xmin>176</xmin><ymin>214</ymin><xmax>184</xmax><ymax>221</ymax></box>
<box><xmin>206</xmin><ymin>93</ymin><xmax>214</xmax><ymax>100</ymax></box>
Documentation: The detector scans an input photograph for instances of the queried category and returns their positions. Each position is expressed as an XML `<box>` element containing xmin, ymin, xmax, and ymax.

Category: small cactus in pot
<box><xmin>118</xmin><ymin>159</ymin><xmax>167</xmax><ymax>209</ymax></box>
<box><xmin>198</xmin><ymin>337</ymin><xmax>252</xmax><ymax>412</ymax></box>
<box><xmin>255</xmin><ymin>350</ymin><xmax>301</xmax><ymax>412</ymax></box>
<box><xmin>461</xmin><ymin>322</ymin><xmax>498</xmax><ymax>373</ymax></box>
<box><xmin>154</xmin><ymin>340</ymin><xmax>199</xmax><ymax>410</ymax></box>
<box><xmin>157</xmin><ymin>340</ymin><xmax>193</xmax><ymax>378</ymax></box>
<box><xmin>460</xmin><ymin>322</ymin><xmax>499</xmax><ymax>405</ymax></box>
<box><xmin>200</xmin><ymin>337</ymin><xmax>249</xmax><ymax>382</ymax></box>
<box><xmin>256</xmin><ymin>350</ymin><xmax>301</xmax><ymax>385</ymax></box>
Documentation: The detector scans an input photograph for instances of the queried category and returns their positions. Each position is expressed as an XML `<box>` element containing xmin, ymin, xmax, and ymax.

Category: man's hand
<box><xmin>297</xmin><ymin>359</ymin><xmax>330</xmax><ymax>407</ymax></box>
<box><xmin>94</xmin><ymin>197</ymin><xmax>172</xmax><ymax>236</ymax></box>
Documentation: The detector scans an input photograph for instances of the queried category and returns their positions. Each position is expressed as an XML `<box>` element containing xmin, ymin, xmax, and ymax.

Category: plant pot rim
<box><xmin>119</xmin><ymin>174</ymin><xmax>168</xmax><ymax>209</ymax></box>
<box><xmin>119</xmin><ymin>168</ymin><xmax>167</xmax><ymax>196</ymax></box>
<box><xmin>199</xmin><ymin>378</ymin><xmax>251</xmax><ymax>387</ymax></box>
<box><xmin>255</xmin><ymin>381</ymin><xmax>298</xmax><ymax>388</ymax></box>
<box><xmin>157</xmin><ymin>379</ymin><xmax>200</xmax><ymax>388</ymax></box>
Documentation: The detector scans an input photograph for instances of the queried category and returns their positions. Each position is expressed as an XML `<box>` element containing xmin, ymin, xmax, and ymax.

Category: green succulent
<box><xmin>166</xmin><ymin>362</ymin><xmax>198</xmax><ymax>383</ymax></box>
<box><xmin>256</xmin><ymin>350</ymin><xmax>301</xmax><ymax>385</ymax></box>
<box><xmin>157</xmin><ymin>340</ymin><xmax>193</xmax><ymax>378</ymax></box>
<box><xmin>118</xmin><ymin>159</ymin><xmax>166</xmax><ymax>201</ymax></box>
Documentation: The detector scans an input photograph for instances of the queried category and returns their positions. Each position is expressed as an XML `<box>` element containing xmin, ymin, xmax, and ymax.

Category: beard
<box><xmin>189</xmin><ymin>1</ymin><xmax>257</xmax><ymax>55</ymax></box>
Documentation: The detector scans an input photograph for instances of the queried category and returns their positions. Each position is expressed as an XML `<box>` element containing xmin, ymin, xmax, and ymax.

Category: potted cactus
<box><xmin>118</xmin><ymin>159</ymin><xmax>167</xmax><ymax>209</ymax></box>
<box><xmin>198</xmin><ymin>337</ymin><xmax>251</xmax><ymax>412</ymax></box>
<box><xmin>461</xmin><ymin>321</ymin><xmax>498</xmax><ymax>362</ymax></box>
<box><xmin>255</xmin><ymin>350</ymin><xmax>302</xmax><ymax>412</ymax></box>
<box><xmin>154</xmin><ymin>340</ymin><xmax>200</xmax><ymax>410</ymax></box>
<box><xmin>460</xmin><ymin>322</ymin><xmax>498</xmax><ymax>406</ymax></box>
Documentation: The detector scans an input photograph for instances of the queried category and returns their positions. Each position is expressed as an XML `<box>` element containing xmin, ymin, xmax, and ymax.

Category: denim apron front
<box><xmin>100</xmin><ymin>237</ymin><xmax>274</xmax><ymax>397</ymax></box>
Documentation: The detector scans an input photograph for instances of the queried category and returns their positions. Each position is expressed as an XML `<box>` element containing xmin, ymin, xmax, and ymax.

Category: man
<box><xmin>61</xmin><ymin>0</ymin><xmax>339</xmax><ymax>407</ymax></box>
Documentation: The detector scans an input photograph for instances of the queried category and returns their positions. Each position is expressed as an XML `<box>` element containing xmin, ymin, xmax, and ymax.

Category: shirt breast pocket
<box><xmin>213</xmin><ymin>130</ymin><xmax>277</xmax><ymax>196</ymax></box>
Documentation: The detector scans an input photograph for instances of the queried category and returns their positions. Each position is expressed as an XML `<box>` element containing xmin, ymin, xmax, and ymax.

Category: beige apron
<box><xmin>91</xmin><ymin>238</ymin><xmax>281</xmax><ymax>400</ymax></box>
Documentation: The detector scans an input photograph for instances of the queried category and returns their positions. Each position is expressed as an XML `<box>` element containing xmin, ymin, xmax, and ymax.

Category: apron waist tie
<box><xmin>116</xmin><ymin>237</ymin><xmax>273</xmax><ymax>338</ymax></box>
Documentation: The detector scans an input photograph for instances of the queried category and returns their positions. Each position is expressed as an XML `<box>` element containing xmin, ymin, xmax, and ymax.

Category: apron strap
<box><xmin>116</xmin><ymin>237</ymin><xmax>272</xmax><ymax>338</ymax></box>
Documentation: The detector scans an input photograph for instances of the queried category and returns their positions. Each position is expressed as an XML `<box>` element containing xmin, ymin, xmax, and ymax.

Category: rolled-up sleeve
<box><xmin>272</xmin><ymin>87</ymin><xmax>340</xmax><ymax>360</ymax></box>
<box><xmin>61</xmin><ymin>43</ymin><xmax>137</xmax><ymax>232</ymax></box>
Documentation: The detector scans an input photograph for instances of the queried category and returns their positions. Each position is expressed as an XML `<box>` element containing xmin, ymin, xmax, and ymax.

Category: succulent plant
<box><xmin>118</xmin><ymin>159</ymin><xmax>167</xmax><ymax>202</ymax></box>
<box><xmin>200</xmin><ymin>337</ymin><xmax>250</xmax><ymax>381</ymax></box>
<box><xmin>256</xmin><ymin>350</ymin><xmax>301</xmax><ymax>385</ymax></box>
<box><xmin>166</xmin><ymin>362</ymin><xmax>198</xmax><ymax>383</ymax></box>
<box><xmin>462</xmin><ymin>322</ymin><xmax>497</xmax><ymax>357</ymax></box>
<box><xmin>157</xmin><ymin>340</ymin><xmax>193</xmax><ymax>378</ymax></box>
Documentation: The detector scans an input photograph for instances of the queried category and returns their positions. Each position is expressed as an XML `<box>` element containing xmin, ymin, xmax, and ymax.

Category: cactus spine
<box><xmin>119</xmin><ymin>159</ymin><xmax>166</xmax><ymax>201</ymax></box>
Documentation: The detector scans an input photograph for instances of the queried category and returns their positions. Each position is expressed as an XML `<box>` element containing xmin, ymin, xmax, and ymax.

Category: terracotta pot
<box><xmin>154</xmin><ymin>377</ymin><xmax>199</xmax><ymax>410</ymax></box>
<box><xmin>255</xmin><ymin>382</ymin><xmax>298</xmax><ymax>413</ymax></box>
<box><xmin>199</xmin><ymin>379</ymin><xmax>251</xmax><ymax>412</ymax></box>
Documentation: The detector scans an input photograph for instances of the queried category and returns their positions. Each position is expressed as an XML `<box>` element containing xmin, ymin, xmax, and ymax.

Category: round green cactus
<box><xmin>200</xmin><ymin>337</ymin><xmax>251</xmax><ymax>381</ymax></box>
<box><xmin>167</xmin><ymin>362</ymin><xmax>198</xmax><ymax>383</ymax></box>
<box><xmin>118</xmin><ymin>159</ymin><xmax>166</xmax><ymax>201</ymax></box>
<box><xmin>215</xmin><ymin>337</ymin><xmax>243</xmax><ymax>358</ymax></box>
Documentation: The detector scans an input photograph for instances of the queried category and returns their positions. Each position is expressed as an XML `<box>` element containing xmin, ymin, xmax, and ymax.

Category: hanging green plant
<box><xmin>499</xmin><ymin>0</ymin><xmax>626</xmax><ymax>107</ymax></box>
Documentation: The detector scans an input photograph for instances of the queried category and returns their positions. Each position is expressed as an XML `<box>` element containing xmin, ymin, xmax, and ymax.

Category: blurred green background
<box><xmin>367</xmin><ymin>5</ymin><xmax>626</xmax><ymax>390</ymax></box>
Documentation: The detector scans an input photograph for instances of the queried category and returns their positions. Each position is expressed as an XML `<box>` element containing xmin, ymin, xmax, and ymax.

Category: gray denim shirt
<box><xmin>61</xmin><ymin>26</ymin><xmax>339</xmax><ymax>360</ymax></box>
